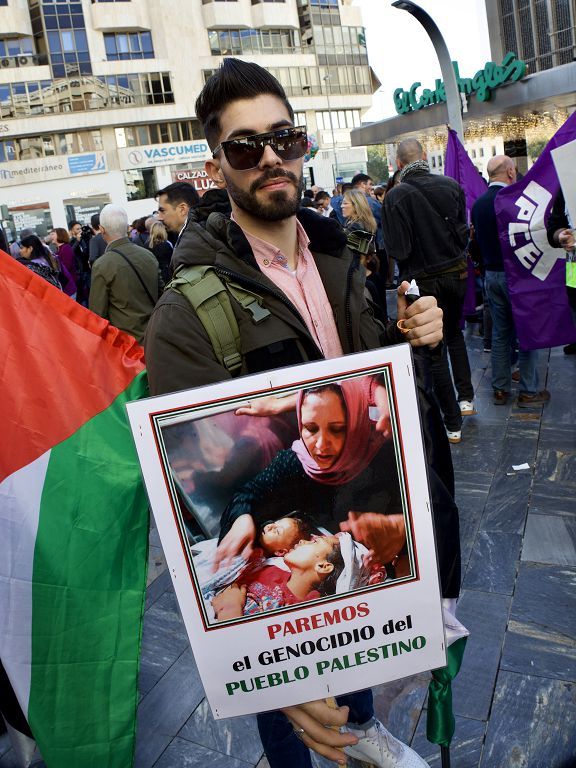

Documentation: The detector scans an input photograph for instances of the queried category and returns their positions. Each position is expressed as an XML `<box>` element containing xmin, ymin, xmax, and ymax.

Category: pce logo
<box><xmin>508</xmin><ymin>181</ymin><xmax>564</xmax><ymax>281</ymax></box>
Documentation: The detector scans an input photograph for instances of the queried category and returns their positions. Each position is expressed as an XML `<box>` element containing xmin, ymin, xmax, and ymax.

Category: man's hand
<box><xmin>340</xmin><ymin>512</ymin><xmax>406</xmax><ymax>565</ymax></box>
<box><xmin>557</xmin><ymin>228</ymin><xmax>575</xmax><ymax>250</ymax></box>
<box><xmin>212</xmin><ymin>583</ymin><xmax>246</xmax><ymax>620</ymax></box>
<box><xmin>396</xmin><ymin>281</ymin><xmax>443</xmax><ymax>348</ymax></box>
<box><xmin>213</xmin><ymin>515</ymin><xmax>256</xmax><ymax>571</ymax></box>
<box><xmin>281</xmin><ymin>700</ymin><xmax>358</xmax><ymax>765</ymax></box>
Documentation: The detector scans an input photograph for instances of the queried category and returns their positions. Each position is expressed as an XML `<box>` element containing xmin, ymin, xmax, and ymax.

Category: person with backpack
<box><xmin>144</xmin><ymin>58</ymin><xmax>447</xmax><ymax>768</ymax></box>
<box><xmin>382</xmin><ymin>138</ymin><xmax>475</xmax><ymax>444</ymax></box>
<box><xmin>49</xmin><ymin>228</ymin><xmax>77</xmax><ymax>299</ymax></box>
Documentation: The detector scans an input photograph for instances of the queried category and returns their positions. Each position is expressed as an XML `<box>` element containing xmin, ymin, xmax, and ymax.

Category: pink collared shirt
<box><xmin>239</xmin><ymin>218</ymin><xmax>343</xmax><ymax>359</ymax></box>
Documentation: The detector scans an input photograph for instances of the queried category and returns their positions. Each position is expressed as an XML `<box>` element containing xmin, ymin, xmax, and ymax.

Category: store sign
<box><xmin>393</xmin><ymin>51</ymin><xmax>526</xmax><ymax>115</ymax></box>
<box><xmin>118</xmin><ymin>140</ymin><xmax>211</xmax><ymax>170</ymax></box>
<box><xmin>171</xmin><ymin>168</ymin><xmax>217</xmax><ymax>197</ymax></box>
<box><xmin>0</xmin><ymin>152</ymin><xmax>108</xmax><ymax>187</ymax></box>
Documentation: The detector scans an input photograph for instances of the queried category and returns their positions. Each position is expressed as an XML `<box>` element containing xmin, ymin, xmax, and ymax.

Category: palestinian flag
<box><xmin>0</xmin><ymin>250</ymin><xmax>149</xmax><ymax>767</ymax></box>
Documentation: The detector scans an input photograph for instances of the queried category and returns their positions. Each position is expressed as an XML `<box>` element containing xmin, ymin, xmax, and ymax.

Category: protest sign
<box><xmin>127</xmin><ymin>346</ymin><xmax>446</xmax><ymax>718</ymax></box>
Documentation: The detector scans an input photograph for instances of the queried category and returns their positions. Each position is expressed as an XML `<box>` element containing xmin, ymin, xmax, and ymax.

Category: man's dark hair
<box><xmin>91</xmin><ymin>213</ymin><xmax>100</xmax><ymax>229</ymax></box>
<box><xmin>341</xmin><ymin>182</ymin><xmax>353</xmax><ymax>194</ymax></box>
<box><xmin>155</xmin><ymin>182</ymin><xmax>200</xmax><ymax>208</ymax></box>
<box><xmin>303</xmin><ymin>189</ymin><xmax>314</xmax><ymax>200</ymax></box>
<box><xmin>351</xmin><ymin>173</ymin><xmax>372</xmax><ymax>187</ymax></box>
<box><xmin>67</xmin><ymin>220</ymin><xmax>81</xmax><ymax>230</ymax></box>
<box><xmin>195</xmin><ymin>58</ymin><xmax>294</xmax><ymax>150</ymax></box>
<box><xmin>314</xmin><ymin>191</ymin><xmax>330</xmax><ymax>203</ymax></box>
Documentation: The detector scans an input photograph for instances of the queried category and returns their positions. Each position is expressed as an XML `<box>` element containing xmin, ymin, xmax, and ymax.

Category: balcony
<box><xmin>251</xmin><ymin>1</ymin><xmax>299</xmax><ymax>30</ymax></box>
<box><xmin>201</xmin><ymin>0</ymin><xmax>253</xmax><ymax>30</ymax></box>
<box><xmin>90</xmin><ymin>0</ymin><xmax>151</xmax><ymax>32</ymax></box>
<box><xmin>0</xmin><ymin>0</ymin><xmax>33</xmax><ymax>37</ymax></box>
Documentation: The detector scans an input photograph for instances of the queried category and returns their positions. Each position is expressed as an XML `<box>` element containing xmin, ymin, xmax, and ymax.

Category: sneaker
<box><xmin>564</xmin><ymin>343</ymin><xmax>576</xmax><ymax>355</ymax></box>
<box><xmin>518</xmin><ymin>389</ymin><xmax>551</xmax><ymax>407</ymax></box>
<box><xmin>483</xmin><ymin>346</ymin><xmax>492</xmax><ymax>353</ymax></box>
<box><xmin>493</xmin><ymin>390</ymin><xmax>510</xmax><ymax>405</ymax></box>
<box><xmin>511</xmin><ymin>369</ymin><xmax>520</xmax><ymax>383</ymax></box>
<box><xmin>446</xmin><ymin>428</ymin><xmax>462</xmax><ymax>444</ymax></box>
<box><xmin>342</xmin><ymin>721</ymin><xmax>430</xmax><ymax>768</ymax></box>
<box><xmin>459</xmin><ymin>399</ymin><xmax>477</xmax><ymax>416</ymax></box>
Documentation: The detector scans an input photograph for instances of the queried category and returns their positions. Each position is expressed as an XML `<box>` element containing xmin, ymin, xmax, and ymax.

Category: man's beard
<box><xmin>225</xmin><ymin>168</ymin><xmax>304</xmax><ymax>222</ymax></box>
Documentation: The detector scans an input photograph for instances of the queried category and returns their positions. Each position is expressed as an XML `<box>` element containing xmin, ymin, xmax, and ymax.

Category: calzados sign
<box><xmin>393</xmin><ymin>51</ymin><xmax>526</xmax><ymax>115</ymax></box>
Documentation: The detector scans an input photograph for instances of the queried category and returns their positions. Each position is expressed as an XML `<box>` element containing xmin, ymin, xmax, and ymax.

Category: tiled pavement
<box><xmin>1</xmin><ymin>329</ymin><xmax>574</xmax><ymax>768</ymax></box>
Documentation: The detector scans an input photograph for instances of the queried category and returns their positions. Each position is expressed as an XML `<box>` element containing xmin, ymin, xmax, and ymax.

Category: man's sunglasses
<box><xmin>213</xmin><ymin>126</ymin><xmax>308</xmax><ymax>171</ymax></box>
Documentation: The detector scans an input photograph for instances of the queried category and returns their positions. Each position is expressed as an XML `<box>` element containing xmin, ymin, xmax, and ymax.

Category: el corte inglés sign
<box><xmin>393</xmin><ymin>52</ymin><xmax>526</xmax><ymax>115</ymax></box>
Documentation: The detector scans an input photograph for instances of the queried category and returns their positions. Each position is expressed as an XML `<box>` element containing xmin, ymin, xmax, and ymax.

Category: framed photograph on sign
<box><xmin>127</xmin><ymin>347</ymin><xmax>446</xmax><ymax>718</ymax></box>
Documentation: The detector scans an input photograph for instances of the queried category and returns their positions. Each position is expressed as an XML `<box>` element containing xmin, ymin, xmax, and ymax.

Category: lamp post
<box><xmin>392</xmin><ymin>0</ymin><xmax>464</xmax><ymax>142</ymax></box>
<box><xmin>322</xmin><ymin>74</ymin><xmax>339</xmax><ymax>185</ymax></box>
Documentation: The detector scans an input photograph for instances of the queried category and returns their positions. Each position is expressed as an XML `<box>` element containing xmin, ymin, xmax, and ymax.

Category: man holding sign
<box><xmin>145</xmin><ymin>58</ymin><xmax>443</xmax><ymax>768</ymax></box>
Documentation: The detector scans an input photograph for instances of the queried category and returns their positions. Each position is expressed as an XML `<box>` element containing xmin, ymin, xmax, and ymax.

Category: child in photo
<box><xmin>212</xmin><ymin>534</ymin><xmax>345</xmax><ymax>620</ymax></box>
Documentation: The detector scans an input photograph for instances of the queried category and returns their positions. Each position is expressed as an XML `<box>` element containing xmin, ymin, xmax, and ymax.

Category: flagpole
<box><xmin>391</xmin><ymin>0</ymin><xmax>464</xmax><ymax>143</ymax></box>
<box><xmin>441</xmin><ymin>745</ymin><xmax>451</xmax><ymax>767</ymax></box>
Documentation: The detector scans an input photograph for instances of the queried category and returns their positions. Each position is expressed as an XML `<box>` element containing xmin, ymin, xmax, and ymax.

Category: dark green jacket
<box><xmin>145</xmin><ymin>209</ymin><xmax>405</xmax><ymax>396</ymax></box>
<box><xmin>89</xmin><ymin>237</ymin><xmax>161</xmax><ymax>344</ymax></box>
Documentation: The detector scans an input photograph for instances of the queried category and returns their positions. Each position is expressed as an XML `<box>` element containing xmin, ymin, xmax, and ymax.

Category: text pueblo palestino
<box><xmin>393</xmin><ymin>51</ymin><xmax>526</xmax><ymax>115</ymax></box>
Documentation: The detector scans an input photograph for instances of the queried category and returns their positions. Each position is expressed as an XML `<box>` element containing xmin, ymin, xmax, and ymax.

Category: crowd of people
<box><xmin>2</xmin><ymin>54</ymin><xmax>573</xmax><ymax>768</ymax></box>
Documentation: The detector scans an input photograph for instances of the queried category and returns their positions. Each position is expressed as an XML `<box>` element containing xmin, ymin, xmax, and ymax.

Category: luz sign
<box><xmin>127</xmin><ymin>347</ymin><xmax>446</xmax><ymax>718</ymax></box>
<box><xmin>393</xmin><ymin>51</ymin><xmax>526</xmax><ymax>115</ymax></box>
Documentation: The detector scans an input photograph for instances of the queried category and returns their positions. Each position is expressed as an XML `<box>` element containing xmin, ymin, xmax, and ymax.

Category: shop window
<box><xmin>124</xmin><ymin>167</ymin><xmax>157</xmax><ymax>201</ymax></box>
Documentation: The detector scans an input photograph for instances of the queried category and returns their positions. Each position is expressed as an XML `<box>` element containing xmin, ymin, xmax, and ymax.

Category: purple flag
<box><xmin>444</xmin><ymin>128</ymin><xmax>487</xmax><ymax>318</ymax></box>
<box><xmin>494</xmin><ymin>111</ymin><xmax>576</xmax><ymax>350</ymax></box>
<box><xmin>444</xmin><ymin>127</ymin><xmax>487</xmax><ymax>216</ymax></box>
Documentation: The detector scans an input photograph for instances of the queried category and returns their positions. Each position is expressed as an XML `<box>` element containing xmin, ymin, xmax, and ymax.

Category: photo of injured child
<box><xmin>161</xmin><ymin>373</ymin><xmax>416</xmax><ymax>624</ymax></box>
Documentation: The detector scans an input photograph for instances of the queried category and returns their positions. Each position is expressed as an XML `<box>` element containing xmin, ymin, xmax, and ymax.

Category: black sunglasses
<box><xmin>213</xmin><ymin>126</ymin><xmax>308</xmax><ymax>171</ymax></box>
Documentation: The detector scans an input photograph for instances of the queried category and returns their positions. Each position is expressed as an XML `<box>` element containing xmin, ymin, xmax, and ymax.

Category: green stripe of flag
<box><xmin>29</xmin><ymin>371</ymin><xmax>150</xmax><ymax>768</ymax></box>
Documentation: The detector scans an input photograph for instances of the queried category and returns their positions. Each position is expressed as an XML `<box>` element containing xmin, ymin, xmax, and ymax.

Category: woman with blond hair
<box><xmin>341</xmin><ymin>190</ymin><xmax>387</xmax><ymax>319</ymax></box>
<box><xmin>148</xmin><ymin>220</ymin><xmax>173</xmax><ymax>282</ymax></box>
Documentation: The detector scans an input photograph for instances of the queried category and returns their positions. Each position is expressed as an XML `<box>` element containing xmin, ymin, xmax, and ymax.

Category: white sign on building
<box><xmin>117</xmin><ymin>141</ymin><xmax>212</xmax><ymax>170</ymax></box>
<box><xmin>0</xmin><ymin>152</ymin><xmax>107</xmax><ymax>187</ymax></box>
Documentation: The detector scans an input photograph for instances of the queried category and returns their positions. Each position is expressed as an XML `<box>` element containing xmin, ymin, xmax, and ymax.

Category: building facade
<box><xmin>485</xmin><ymin>0</ymin><xmax>576</xmax><ymax>73</ymax></box>
<box><xmin>0</xmin><ymin>0</ymin><xmax>376</xmax><ymax>241</ymax></box>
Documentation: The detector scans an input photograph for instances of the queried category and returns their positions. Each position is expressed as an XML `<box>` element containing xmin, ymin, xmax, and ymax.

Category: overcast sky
<box><xmin>354</xmin><ymin>0</ymin><xmax>492</xmax><ymax>122</ymax></box>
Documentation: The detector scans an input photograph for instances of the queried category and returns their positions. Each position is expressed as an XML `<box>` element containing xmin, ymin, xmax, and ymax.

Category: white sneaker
<box><xmin>458</xmin><ymin>399</ymin><xmax>476</xmax><ymax>416</ymax></box>
<box><xmin>446</xmin><ymin>428</ymin><xmax>462</xmax><ymax>444</ymax></box>
<box><xmin>342</xmin><ymin>720</ymin><xmax>430</xmax><ymax>767</ymax></box>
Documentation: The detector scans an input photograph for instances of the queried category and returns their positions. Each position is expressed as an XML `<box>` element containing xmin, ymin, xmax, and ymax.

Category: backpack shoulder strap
<box><xmin>167</xmin><ymin>265</ymin><xmax>243</xmax><ymax>374</ymax></box>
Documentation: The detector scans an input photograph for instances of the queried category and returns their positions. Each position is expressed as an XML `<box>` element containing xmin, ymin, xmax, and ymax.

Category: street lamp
<box><xmin>392</xmin><ymin>0</ymin><xmax>464</xmax><ymax>142</ymax></box>
<box><xmin>322</xmin><ymin>74</ymin><xmax>339</xmax><ymax>185</ymax></box>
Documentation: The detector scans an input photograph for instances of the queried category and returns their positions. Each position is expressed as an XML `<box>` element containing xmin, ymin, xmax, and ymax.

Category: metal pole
<box><xmin>323</xmin><ymin>74</ymin><xmax>339</xmax><ymax>185</ymax></box>
<box><xmin>391</xmin><ymin>0</ymin><xmax>464</xmax><ymax>142</ymax></box>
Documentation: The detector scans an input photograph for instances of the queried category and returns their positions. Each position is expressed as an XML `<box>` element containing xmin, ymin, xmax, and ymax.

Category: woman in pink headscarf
<box><xmin>216</xmin><ymin>377</ymin><xmax>407</xmax><ymax>570</ymax></box>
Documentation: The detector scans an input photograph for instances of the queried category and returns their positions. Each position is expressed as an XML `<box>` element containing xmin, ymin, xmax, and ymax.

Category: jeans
<box><xmin>418</xmin><ymin>273</ymin><xmax>474</xmax><ymax>431</ymax></box>
<box><xmin>484</xmin><ymin>270</ymin><xmax>539</xmax><ymax>394</ymax></box>
<box><xmin>257</xmin><ymin>689</ymin><xmax>374</xmax><ymax>768</ymax></box>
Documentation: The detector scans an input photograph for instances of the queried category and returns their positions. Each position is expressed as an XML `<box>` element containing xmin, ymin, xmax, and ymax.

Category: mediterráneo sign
<box><xmin>393</xmin><ymin>51</ymin><xmax>526</xmax><ymax>115</ymax></box>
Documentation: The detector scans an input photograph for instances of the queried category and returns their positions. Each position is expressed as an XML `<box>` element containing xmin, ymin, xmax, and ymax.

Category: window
<box><xmin>491</xmin><ymin>146</ymin><xmax>497</xmax><ymax>156</ymax></box>
<box><xmin>0</xmin><ymin>129</ymin><xmax>102</xmax><ymax>162</ymax></box>
<box><xmin>104</xmin><ymin>31</ymin><xmax>154</xmax><ymax>61</ymax></box>
<box><xmin>208</xmin><ymin>28</ymin><xmax>299</xmax><ymax>54</ymax></box>
<box><xmin>124</xmin><ymin>168</ymin><xmax>157</xmax><ymax>200</ymax></box>
<box><xmin>479</xmin><ymin>147</ymin><xmax>484</xmax><ymax>157</ymax></box>
<box><xmin>114</xmin><ymin>120</ymin><xmax>203</xmax><ymax>147</ymax></box>
<box><xmin>0</xmin><ymin>74</ymin><xmax>173</xmax><ymax>119</ymax></box>
<box><xmin>431</xmin><ymin>156</ymin><xmax>436</xmax><ymax>168</ymax></box>
<box><xmin>0</xmin><ymin>38</ymin><xmax>35</xmax><ymax>57</ymax></box>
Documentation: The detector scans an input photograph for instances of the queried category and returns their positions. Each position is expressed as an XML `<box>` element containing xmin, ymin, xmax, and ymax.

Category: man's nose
<box><xmin>258</xmin><ymin>143</ymin><xmax>282</xmax><ymax>168</ymax></box>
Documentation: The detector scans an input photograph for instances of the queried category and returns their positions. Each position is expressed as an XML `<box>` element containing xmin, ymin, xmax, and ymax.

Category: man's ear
<box><xmin>206</xmin><ymin>158</ymin><xmax>226</xmax><ymax>188</ymax></box>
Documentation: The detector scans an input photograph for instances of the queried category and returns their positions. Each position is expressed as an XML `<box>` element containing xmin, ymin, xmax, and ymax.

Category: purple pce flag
<box><xmin>494</xmin><ymin>111</ymin><xmax>576</xmax><ymax>350</ymax></box>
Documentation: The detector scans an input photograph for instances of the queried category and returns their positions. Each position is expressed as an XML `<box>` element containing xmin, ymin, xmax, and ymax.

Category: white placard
<box><xmin>551</xmin><ymin>138</ymin><xmax>576</xmax><ymax>227</ymax></box>
<box><xmin>127</xmin><ymin>347</ymin><xmax>446</xmax><ymax>718</ymax></box>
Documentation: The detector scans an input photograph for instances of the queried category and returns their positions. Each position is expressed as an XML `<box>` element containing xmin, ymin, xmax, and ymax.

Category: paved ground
<box><xmin>1</xmin><ymin>326</ymin><xmax>574</xmax><ymax>768</ymax></box>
